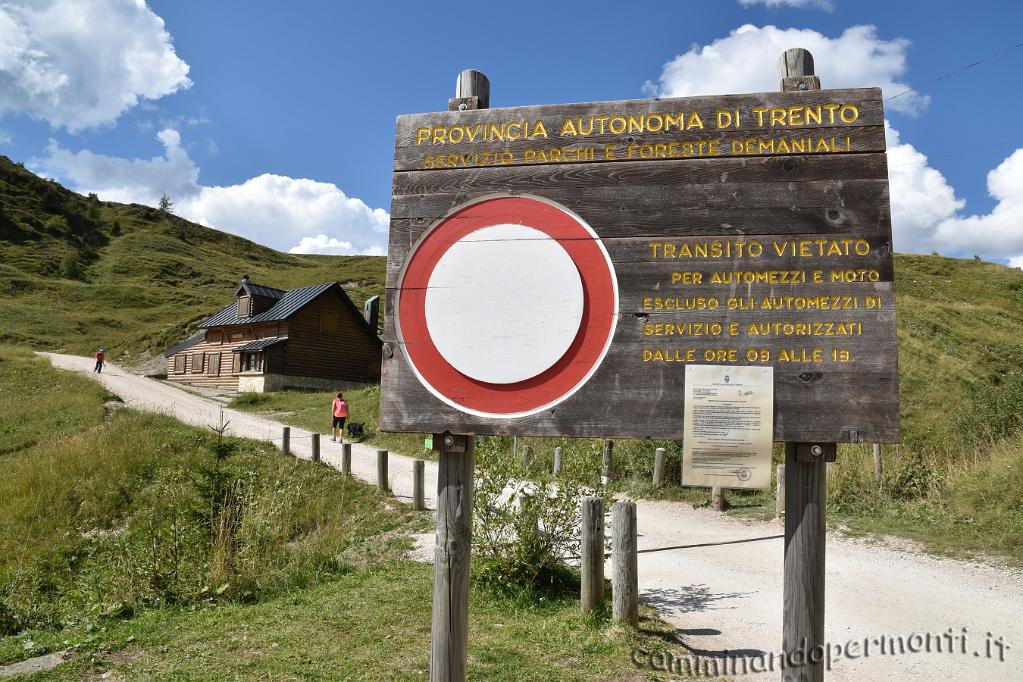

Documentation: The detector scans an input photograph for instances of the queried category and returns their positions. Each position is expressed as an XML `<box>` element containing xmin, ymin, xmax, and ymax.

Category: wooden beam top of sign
<box><xmin>395</xmin><ymin>87</ymin><xmax>883</xmax><ymax>172</ymax></box>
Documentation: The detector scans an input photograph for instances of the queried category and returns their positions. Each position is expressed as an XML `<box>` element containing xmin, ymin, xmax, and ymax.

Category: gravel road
<box><xmin>43</xmin><ymin>353</ymin><xmax>1023</xmax><ymax>681</ymax></box>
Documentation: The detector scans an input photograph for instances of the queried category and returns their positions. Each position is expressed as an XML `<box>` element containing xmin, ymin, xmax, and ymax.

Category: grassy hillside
<box><xmin>0</xmin><ymin>155</ymin><xmax>386</xmax><ymax>364</ymax></box>
<box><xmin>0</xmin><ymin>347</ymin><xmax>679</xmax><ymax>680</ymax></box>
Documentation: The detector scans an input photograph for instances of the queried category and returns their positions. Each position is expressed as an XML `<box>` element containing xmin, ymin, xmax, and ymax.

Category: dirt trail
<box><xmin>43</xmin><ymin>354</ymin><xmax>1023</xmax><ymax>681</ymax></box>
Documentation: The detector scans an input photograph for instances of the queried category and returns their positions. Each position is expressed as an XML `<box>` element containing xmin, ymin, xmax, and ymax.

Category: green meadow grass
<box><xmin>0</xmin><ymin>346</ymin><xmax>683</xmax><ymax>680</ymax></box>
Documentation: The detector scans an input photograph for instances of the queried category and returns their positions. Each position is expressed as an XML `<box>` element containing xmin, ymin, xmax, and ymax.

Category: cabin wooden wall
<box><xmin>287</xmin><ymin>290</ymin><xmax>381</xmax><ymax>382</ymax></box>
<box><xmin>165</xmin><ymin>321</ymin><xmax>288</xmax><ymax>390</ymax></box>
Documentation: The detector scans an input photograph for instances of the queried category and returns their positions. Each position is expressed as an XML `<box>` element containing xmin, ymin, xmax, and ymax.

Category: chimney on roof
<box><xmin>242</xmin><ymin>275</ymin><xmax>250</xmax><ymax>283</ymax></box>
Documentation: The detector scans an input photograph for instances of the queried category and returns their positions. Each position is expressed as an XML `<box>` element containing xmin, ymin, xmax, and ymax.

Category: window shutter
<box><xmin>208</xmin><ymin>353</ymin><xmax>221</xmax><ymax>376</ymax></box>
<box><xmin>191</xmin><ymin>353</ymin><xmax>204</xmax><ymax>374</ymax></box>
<box><xmin>174</xmin><ymin>355</ymin><xmax>186</xmax><ymax>373</ymax></box>
<box><xmin>238</xmin><ymin>296</ymin><xmax>251</xmax><ymax>318</ymax></box>
<box><xmin>232</xmin><ymin>353</ymin><xmax>241</xmax><ymax>373</ymax></box>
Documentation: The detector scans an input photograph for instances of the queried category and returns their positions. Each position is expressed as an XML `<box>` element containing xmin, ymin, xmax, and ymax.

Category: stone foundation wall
<box><xmin>237</xmin><ymin>373</ymin><xmax>370</xmax><ymax>394</ymax></box>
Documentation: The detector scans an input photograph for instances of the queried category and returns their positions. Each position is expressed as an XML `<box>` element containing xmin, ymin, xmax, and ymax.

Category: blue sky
<box><xmin>1</xmin><ymin>0</ymin><xmax>1021</xmax><ymax>265</ymax></box>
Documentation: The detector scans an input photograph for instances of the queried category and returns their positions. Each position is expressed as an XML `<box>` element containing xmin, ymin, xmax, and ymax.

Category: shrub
<box><xmin>45</xmin><ymin>215</ymin><xmax>68</xmax><ymax>234</ymax></box>
<box><xmin>59</xmin><ymin>252</ymin><xmax>82</xmax><ymax>280</ymax></box>
<box><xmin>472</xmin><ymin>438</ymin><xmax>609</xmax><ymax>600</ymax></box>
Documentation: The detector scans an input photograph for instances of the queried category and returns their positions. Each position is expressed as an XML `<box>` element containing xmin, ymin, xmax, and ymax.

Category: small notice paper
<box><xmin>682</xmin><ymin>364</ymin><xmax>774</xmax><ymax>490</ymax></box>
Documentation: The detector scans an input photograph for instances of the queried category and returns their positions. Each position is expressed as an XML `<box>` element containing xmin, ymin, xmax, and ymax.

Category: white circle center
<box><xmin>425</xmin><ymin>223</ymin><xmax>585</xmax><ymax>384</ymax></box>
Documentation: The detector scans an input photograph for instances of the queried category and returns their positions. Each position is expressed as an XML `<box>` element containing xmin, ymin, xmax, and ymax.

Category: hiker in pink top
<box><xmin>331</xmin><ymin>392</ymin><xmax>348</xmax><ymax>443</ymax></box>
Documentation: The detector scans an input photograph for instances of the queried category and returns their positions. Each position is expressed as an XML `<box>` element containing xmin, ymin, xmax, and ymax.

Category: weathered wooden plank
<box><xmin>378</xmin><ymin>350</ymin><xmax>899</xmax><ymax>441</ymax></box>
<box><xmin>392</xmin><ymin>151</ymin><xmax>889</xmax><ymax>196</ymax></box>
<box><xmin>398</xmin><ymin>88</ymin><xmax>881</xmax><ymax>142</ymax></box>
<box><xmin>390</xmin><ymin>177</ymin><xmax>889</xmax><ymax>220</ymax></box>
<box><xmin>385</xmin><ymin>204</ymin><xmax>891</xmax><ymax>283</ymax></box>
<box><xmin>396</xmin><ymin>89</ymin><xmax>884</xmax><ymax>171</ymax></box>
<box><xmin>398</xmin><ymin>125</ymin><xmax>885</xmax><ymax>172</ymax></box>
<box><xmin>383</xmin><ymin>234</ymin><xmax>896</xmax><ymax>300</ymax></box>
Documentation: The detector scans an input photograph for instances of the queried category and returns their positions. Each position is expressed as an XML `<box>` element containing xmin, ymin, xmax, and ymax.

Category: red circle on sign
<box><xmin>396</xmin><ymin>196</ymin><xmax>618</xmax><ymax>416</ymax></box>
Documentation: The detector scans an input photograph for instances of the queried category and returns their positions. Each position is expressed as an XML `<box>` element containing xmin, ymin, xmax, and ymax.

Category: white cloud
<box><xmin>0</xmin><ymin>129</ymin><xmax>11</xmax><ymax>145</ymax></box>
<box><xmin>739</xmin><ymin>0</ymin><xmax>834</xmax><ymax>10</ymax></box>
<box><xmin>33</xmin><ymin>130</ymin><xmax>390</xmax><ymax>255</ymax></box>
<box><xmin>290</xmin><ymin>235</ymin><xmax>386</xmax><ymax>257</ymax></box>
<box><xmin>884</xmin><ymin>121</ymin><xmax>963</xmax><ymax>254</ymax></box>
<box><xmin>1009</xmin><ymin>256</ymin><xmax>1023</xmax><ymax>270</ymax></box>
<box><xmin>648</xmin><ymin>24</ymin><xmax>1023</xmax><ymax>264</ymax></box>
<box><xmin>181</xmin><ymin>174</ymin><xmax>389</xmax><ymax>253</ymax></box>
<box><xmin>0</xmin><ymin>0</ymin><xmax>190</xmax><ymax>131</ymax></box>
<box><xmin>934</xmin><ymin>149</ymin><xmax>1023</xmax><ymax>259</ymax></box>
<box><xmin>646</xmin><ymin>24</ymin><xmax>927</xmax><ymax>115</ymax></box>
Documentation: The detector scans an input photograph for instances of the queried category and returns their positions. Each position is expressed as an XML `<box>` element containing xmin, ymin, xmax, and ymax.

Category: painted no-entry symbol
<box><xmin>395</xmin><ymin>196</ymin><xmax>618</xmax><ymax>417</ymax></box>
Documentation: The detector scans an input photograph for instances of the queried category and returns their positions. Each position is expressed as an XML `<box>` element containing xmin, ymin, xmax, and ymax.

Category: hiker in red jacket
<box><xmin>94</xmin><ymin>349</ymin><xmax>105</xmax><ymax>374</ymax></box>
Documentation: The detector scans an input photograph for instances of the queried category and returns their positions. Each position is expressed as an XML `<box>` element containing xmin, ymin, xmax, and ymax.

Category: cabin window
<box><xmin>174</xmin><ymin>355</ymin><xmax>186</xmax><ymax>373</ymax></box>
<box><xmin>208</xmin><ymin>331</ymin><xmax>223</xmax><ymax>344</ymax></box>
<box><xmin>319</xmin><ymin>311</ymin><xmax>339</xmax><ymax>333</ymax></box>
<box><xmin>238</xmin><ymin>295</ymin><xmax>251</xmax><ymax>317</ymax></box>
<box><xmin>190</xmin><ymin>353</ymin><xmax>204</xmax><ymax>374</ymax></box>
<box><xmin>208</xmin><ymin>352</ymin><xmax>221</xmax><ymax>376</ymax></box>
<box><xmin>240</xmin><ymin>352</ymin><xmax>262</xmax><ymax>372</ymax></box>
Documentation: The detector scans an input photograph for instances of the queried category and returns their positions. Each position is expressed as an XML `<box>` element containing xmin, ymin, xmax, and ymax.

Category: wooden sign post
<box><xmin>381</xmin><ymin>55</ymin><xmax>899</xmax><ymax>681</ymax></box>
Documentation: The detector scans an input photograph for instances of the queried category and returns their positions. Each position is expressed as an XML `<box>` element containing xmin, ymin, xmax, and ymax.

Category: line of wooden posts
<box><xmin>278</xmin><ymin>425</ymin><xmax>427</xmax><ymax>511</ymax></box>
<box><xmin>283</xmin><ymin>425</ymin><xmax>883</xmax><ymax>524</ymax></box>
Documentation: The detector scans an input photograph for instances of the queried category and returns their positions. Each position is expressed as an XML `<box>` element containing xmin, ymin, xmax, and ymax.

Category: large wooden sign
<box><xmin>380</xmin><ymin>87</ymin><xmax>899</xmax><ymax>442</ymax></box>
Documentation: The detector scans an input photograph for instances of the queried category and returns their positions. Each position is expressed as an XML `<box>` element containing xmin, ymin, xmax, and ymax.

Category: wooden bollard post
<box><xmin>413</xmin><ymin>459</ymin><xmax>425</xmax><ymax>511</ymax></box>
<box><xmin>341</xmin><ymin>443</ymin><xmax>351</xmax><ymax>476</ymax></box>
<box><xmin>553</xmin><ymin>446</ymin><xmax>563</xmax><ymax>475</ymax></box>
<box><xmin>521</xmin><ymin>444</ymin><xmax>532</xmax><ymax>468</ymax></box>
<box><xmin>282</xmin><ymin>426</ymin><xmax>290</xmax><ymax>456</ymax></box>
<box><xmin>602</xmin><ymin>440</ymin><xmax>614</xmax><ymax>486</ymax></box>
<box><xmin>611</xmin><ymin>501</ymin><xmax>638</xmax><ymax>627</ymax></box>
<box><xmin>776</xmin><ymin>464</ymin><xmax>786</xmax><ymax>520</ymax></box>
<box><xmin>873</xmin><ymin>443</ymin><xmax>882</xmax><ymax>483</ymax></box>
<box><xmin>580</xmin><ymin>495</ymin><xmax>605</xmax><ymax>613</ymax></box>
<box><xmin>377</xmin><ymin>449</ymin><xmax>389</xmax><ymax>492</ymax></box>
<box><xmin>653</xmin><ymin>447</ymin><xmax>666</xmax><ymax>487</ymax></box>
<box><xmin>711</xmin><ymin>486</ymin><xmax>727</xmax><ymax>511</ymax></box>
<box><xmin>311</xmin><ymin>433</ymin><xmax>320</xmax><ymax>463</ymax></box>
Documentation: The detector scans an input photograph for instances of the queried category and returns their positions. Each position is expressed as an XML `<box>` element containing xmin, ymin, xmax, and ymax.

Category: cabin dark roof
<box><xmin>197</xmin><ymin>281</ymin><xmax>339</xmax><ymax>329</ymax></box>
<box><xmin>163</xmin><ymin>332</ymin><xmax>205</xmax><ymax>358</ymax></box>
<box><xmin>234</xmin><ymin>280</ymin><xmax>286</xmax><ymax>299</ymax></box>
<box><xmin>233</xmin><ymin>337</ymin><xmax>288</xmax><ymax>353</ymax></box>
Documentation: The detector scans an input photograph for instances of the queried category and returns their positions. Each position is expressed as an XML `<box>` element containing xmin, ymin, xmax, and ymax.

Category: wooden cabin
<box><xmin>164</xmin><ymin>276</ymin><xmax>381</xmax><ymax>392</ymax></box>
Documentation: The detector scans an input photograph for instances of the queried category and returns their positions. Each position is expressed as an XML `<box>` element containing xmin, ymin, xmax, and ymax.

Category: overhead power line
<box><xmin>885</xmin><ymin>39</ymin><xmax>1023</xmax><ymax>103</ymax></box>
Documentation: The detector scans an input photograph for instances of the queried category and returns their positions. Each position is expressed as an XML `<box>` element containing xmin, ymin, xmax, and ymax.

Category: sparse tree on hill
<box><xmin>158</xmin><ymin>194</ymin><xmax>174</xmax><ymax>214</ymax></box>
